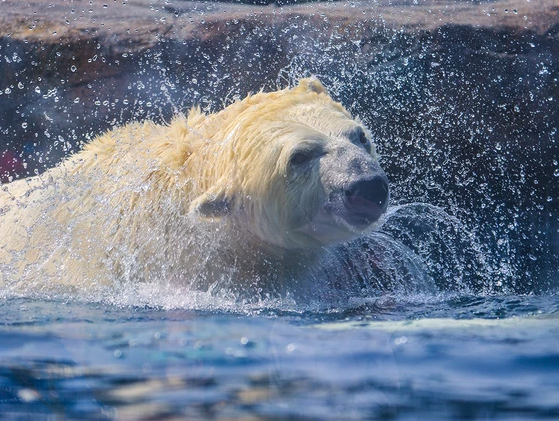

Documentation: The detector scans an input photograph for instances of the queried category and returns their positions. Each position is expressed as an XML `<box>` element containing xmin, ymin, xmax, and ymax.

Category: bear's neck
<box><xmin>226</xmin><ymin>232</ymin><xmax>326</xmax><ymax>296</ymax></box>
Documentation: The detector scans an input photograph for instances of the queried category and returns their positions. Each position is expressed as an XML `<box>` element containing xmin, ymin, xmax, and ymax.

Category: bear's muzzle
<box><xmin>344</xmin><ymin>174</ymin><xmax>389</xmax><ymax>228</ymax></box>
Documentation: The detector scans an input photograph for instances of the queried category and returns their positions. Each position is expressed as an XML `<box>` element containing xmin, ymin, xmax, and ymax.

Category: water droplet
<box><xmin>17</xmin><ymin>82</ymin><xmax>24</xmax><ymax>89</ymax></box>
<box><xmin>70</xmin><ymin>65</ymin><xmax>77</xmax><ymax>72</ymax></box>
<box><xmin>554</xmin><ymin>169</ymin><xmax>559</xmax><ymax>177</ymax></box>
<box><xmin>21</xmin><ymin>122</ymin><xmax>28</xmax><ymax>129</ymax></box>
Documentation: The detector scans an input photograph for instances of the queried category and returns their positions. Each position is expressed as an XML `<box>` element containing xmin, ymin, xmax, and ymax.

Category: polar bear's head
<box><xmin>192</xmin><ymin>78</ymin><xmax>389</xmax><ymax>250</ymax></box>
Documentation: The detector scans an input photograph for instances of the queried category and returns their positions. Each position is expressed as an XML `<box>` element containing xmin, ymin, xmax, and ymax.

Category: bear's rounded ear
<box><xmin>296</xmin><ymin>78</ymin><xmax>328</xmax><ymax>95</ymax></box>
<box><xmin>190</xmin><ymin>191</ymin><xmax>233</xmax><ymax>219</ymax></box>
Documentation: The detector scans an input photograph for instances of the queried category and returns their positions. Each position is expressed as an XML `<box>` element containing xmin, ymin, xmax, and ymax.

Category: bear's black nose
<box><xmin>344</xmin><ymin>175</ymin><xmax>389</xmax><ymax>226</ymax></box>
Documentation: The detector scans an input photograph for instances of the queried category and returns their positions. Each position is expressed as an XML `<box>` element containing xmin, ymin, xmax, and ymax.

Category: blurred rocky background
<box><xmin>1</xmin><ymin>0</ymin><xmax>558</xmax><ymax>291</ymax></box>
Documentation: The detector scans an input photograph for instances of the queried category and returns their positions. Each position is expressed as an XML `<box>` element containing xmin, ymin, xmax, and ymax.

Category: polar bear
<box><xmin>0</xmin><ymin>78</ymin><xmax>389</xmax><ymax>296</ymax></box>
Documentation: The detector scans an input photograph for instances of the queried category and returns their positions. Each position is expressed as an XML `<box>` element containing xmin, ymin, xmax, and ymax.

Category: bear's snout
<box><xmin>344</xmin><ymin>175</ymin><xmax>389</xmax><ymax>227</ymax></box>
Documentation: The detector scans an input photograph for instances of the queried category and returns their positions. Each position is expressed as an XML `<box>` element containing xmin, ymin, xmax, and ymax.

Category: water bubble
<box><xmin>394</xmin><ymin>336</ymin><xmax>408</xmax><ymax>345</ymax></box>
<box><xmin>554</xmin><ymin>169</ymin><xmax>559</xmax><ymax>177</ymax></box>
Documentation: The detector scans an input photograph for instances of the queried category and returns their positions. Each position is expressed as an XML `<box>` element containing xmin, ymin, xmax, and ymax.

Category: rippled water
<box><xmin>1</xmin><ymin>293</ymin><xmax>558</xmax><ymax>420</ymax></box>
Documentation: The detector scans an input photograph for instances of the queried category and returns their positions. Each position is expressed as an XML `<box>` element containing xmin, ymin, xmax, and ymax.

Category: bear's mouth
<box><xmin>340</xmin><ymin>175</ymin><xmax>389</xmax><ymax>229</ymax></box>
<box><xmin>307</xmin><ymin>193</ymin><xmax>386</xmax><ymax>237</ymax></box>
<box><xmin>290</xmin><ymin>178</ymin><xmax>389</xmax><ymax>246</ymax></box>
<box><xmin>342</xmin><ymin>194</ymin><xmax>386</xmax><ymax>229</ymax></box>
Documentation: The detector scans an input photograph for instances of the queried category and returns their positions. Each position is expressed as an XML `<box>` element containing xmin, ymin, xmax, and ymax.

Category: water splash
<box><xmin>1</xmin><ymin>186</ymin><xmax>497</xmax><ymax>314</ymax></box>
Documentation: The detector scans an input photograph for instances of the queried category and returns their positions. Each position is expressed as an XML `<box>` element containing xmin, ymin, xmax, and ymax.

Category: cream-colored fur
<box><xmin>0</xmin><ymin>78</ymin><xmax>386</xmax><ymax>294</ymax></box>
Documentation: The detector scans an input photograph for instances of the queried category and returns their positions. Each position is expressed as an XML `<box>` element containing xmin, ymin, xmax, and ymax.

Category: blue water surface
<box><xmin>1</xmin><ymin>293</ymin><xmax>558</xmax><ymax>420</ymax></box>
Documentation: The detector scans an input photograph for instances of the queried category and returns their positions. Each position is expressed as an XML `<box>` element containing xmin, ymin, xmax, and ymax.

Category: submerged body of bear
<box><xmin>0</xmin><ymin>79</ymin><xmax>389</xmax><ymax>296</ymax></box>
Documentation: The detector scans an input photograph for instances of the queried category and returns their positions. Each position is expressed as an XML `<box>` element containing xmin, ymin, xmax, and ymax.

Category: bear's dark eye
<box><xmin>289</xmin><ymin>151</ymin><xmax>312</xmax><ymax>167</ymax></box>
<box><xmin>349</xmin><ymin>127</ymin><xmax>371</xmax><ymax>152</ymax></box>
<box><xmin>358</xmin><ymin>131</ymin><xmax>369</xmax><ymax>146</ymax></box>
